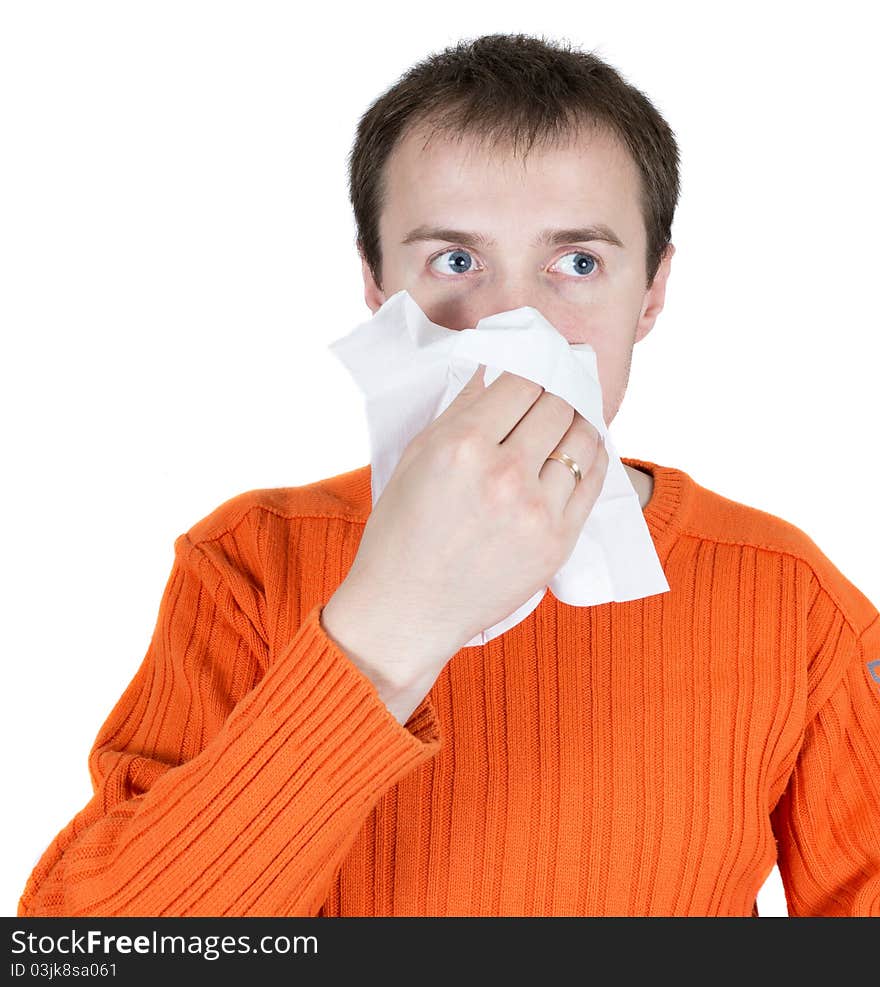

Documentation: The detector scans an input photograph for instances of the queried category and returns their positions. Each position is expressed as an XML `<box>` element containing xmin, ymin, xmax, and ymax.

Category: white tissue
<box><xmin>327</xmin><ymin>288</ymin><xmax>670</xmax><ymax>647</ymax></box>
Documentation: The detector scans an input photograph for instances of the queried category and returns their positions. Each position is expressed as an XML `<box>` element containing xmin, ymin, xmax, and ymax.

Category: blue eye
<box><xmin>429</xmin><ymin>248</ymin><xmax>478</xmax><ymax>276</ymax></box>
<box><xmin>554</xmin><ymin>252</ymin><xmax>599</xmax><ymax>277</ymax></box>
<box><xmin>427</xmin><ymin>247</ymin><xmax>600</xmax><ymax>278</ymax></box>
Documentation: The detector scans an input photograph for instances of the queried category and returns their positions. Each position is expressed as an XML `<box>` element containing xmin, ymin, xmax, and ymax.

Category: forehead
<box><xmin>380</xmin><ymin>121</ymin><xmax>645</xmax><ymax>244</ymax></box>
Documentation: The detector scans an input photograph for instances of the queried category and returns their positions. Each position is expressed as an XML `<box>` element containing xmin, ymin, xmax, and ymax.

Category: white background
<box><xmin>2</xmin><ymin>1</ymin><xmax>878</xmax><ymax>918</ymax></box>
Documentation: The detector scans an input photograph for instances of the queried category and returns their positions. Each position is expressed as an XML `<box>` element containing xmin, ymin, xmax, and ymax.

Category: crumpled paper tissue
<box><xmin>327</xmin><ymin>288</ymin><xmax>669</xmax><ymax>646</ymax></box>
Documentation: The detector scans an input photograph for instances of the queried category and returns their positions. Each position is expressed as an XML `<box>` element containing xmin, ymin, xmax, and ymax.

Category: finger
<box><xmin>538</xmin><ymin>412</ymin><xmax>603</xmax><ymax>513</ymax></box>
<box><xmin>560</xmin><ymin>436</ymin><xmax>609</xmax><ymax>533</ymax></box>
<box><xmin>503</xmin><ymin>388</ymin><xmax>577</xmax><ymax>475</ymax></box>
<box><xmin>430</xmin><ymin>363</ymin><xmax>487</xmax><ymax>428</ymax></box>
<box><xmin>457</xmin><ymin>368</ymin><xmax>547</xmax><ymax>443</ymax></box>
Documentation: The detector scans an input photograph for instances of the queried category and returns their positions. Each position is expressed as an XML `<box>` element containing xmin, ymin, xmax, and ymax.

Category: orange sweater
<box><xmin>18</xmin><ymin>458</ymin><xmax>880</xmax><ymax>917</ymax></box>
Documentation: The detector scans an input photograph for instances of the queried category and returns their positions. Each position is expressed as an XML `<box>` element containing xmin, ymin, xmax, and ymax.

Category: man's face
<box><xmin>361</xmin><ymin>122</ymin><xmax>674</xmax><ymax>427</ymax></box>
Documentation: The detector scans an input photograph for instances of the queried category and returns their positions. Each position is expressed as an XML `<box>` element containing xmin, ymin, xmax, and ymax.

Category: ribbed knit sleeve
<box><xmin>17</xmin><ymin>531</ymin><xmax>441</xmax><ymax>917</ymax></box>
<box><xmin>770</xmin><ymin>598</ymin><xmax>880</xmax><ymax>916</ymax></box>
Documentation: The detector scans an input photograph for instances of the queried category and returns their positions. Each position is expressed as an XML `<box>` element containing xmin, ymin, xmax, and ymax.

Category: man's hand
<box><xmin>320</xmin><ymin>363</ymin><xmax>608</xmax><ymax>722</ymax></box>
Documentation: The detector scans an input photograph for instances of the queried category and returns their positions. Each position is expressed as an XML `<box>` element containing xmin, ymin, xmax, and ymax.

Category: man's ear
<box><xmin>359</xmin><ymin>245</ymin><xmax>386</xmax><ymax>315</ymax></box>
<box><xmin>635</xmin><ymin>242</ymin><xmax>675</xmax><ymax>344</ymax></box>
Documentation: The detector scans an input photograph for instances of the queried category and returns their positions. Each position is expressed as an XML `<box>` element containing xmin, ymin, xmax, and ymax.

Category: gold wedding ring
<box><xmin>545</xmin><ymin>451</ymin><xmax>582</xmax><ymax>484</ymax></box>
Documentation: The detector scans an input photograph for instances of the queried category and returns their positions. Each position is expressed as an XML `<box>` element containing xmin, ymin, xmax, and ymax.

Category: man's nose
<box><xmin>470</xmin><ymin>288</ymin><xmax>539</xmax><ymax>324</ymax></box>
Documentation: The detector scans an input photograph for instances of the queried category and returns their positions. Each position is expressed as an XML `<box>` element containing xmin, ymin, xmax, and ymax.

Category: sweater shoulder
<box><xmin>182</xmin><ymin>463</ymin><xmax>372</xmax><ymax>549</ymax></box>
<box><xmin>682</xmin><ymin>475</ymin><xmax>878</xmax><ymax>636</ymax></box>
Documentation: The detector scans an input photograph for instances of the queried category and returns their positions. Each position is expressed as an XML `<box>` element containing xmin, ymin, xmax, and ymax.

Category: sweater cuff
<box><xmin>272</xmin><ymin>602</ymin><xmax>443</xmax><ymax>773</ymax></box>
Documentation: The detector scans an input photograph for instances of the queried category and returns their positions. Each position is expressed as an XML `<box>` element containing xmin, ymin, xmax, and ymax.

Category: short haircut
<box><xmin>347</xmin><ymin>32</ymin><xmax>681</xmax><ymax>292</ymax></box>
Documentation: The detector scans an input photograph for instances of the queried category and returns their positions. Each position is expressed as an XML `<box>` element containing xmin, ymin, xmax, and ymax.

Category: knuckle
<box><xmin>445</xmin><ymin>427</ymin><xmax>484</xmax><ymax>466</ymax></box>
<box><xmin>486</xmin><ymin>457</ymin><xmax>525</xmax><ymax>506</ymax></box>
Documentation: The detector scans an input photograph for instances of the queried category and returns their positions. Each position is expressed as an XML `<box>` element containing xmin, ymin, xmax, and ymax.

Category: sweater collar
<box><xmin>621</xmin><ymin>457</ymin><xmax>694</xmax><ymax>560</ymax></box>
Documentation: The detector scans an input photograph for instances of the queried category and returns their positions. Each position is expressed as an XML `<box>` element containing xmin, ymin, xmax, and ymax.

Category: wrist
<box><xmin>321</xmin><ymin>581</ymin><xmax>416</xmax><ymax>695</ymax></box>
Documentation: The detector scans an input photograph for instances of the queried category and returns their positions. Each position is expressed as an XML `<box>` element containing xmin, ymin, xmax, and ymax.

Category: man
<box><xmin>18</xmin><ymin>33</ymin><xmax>880</xmax><ymax>918</ymax></box>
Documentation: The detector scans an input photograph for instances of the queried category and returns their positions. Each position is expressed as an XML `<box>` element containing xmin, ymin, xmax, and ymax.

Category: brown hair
<box><xmin>347</xmin><ymin>32</ymin><xmax>680</xmax><ymax>292</ymax></box>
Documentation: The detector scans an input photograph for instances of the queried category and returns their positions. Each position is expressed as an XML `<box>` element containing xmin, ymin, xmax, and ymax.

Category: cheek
<box><xmin>554</xmin><ymin>291</ymin><xmax>637</xmax><ymax>348</ymax></box>
<box><xmin>406</xmin><ymin>292</ymin><xmax>475</xmax><ymax>333</ymax></box>
<box><xmin>555</xmin><ymin>311</ymin><xmax>615</xmax><ymax>347</ymax></box>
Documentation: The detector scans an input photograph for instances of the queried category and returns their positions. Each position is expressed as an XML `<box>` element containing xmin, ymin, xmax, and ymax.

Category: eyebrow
<box><xmin>400</xmin><ymin>223</ymin><xmax>625</xmax><ymax>250</ymax></box>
